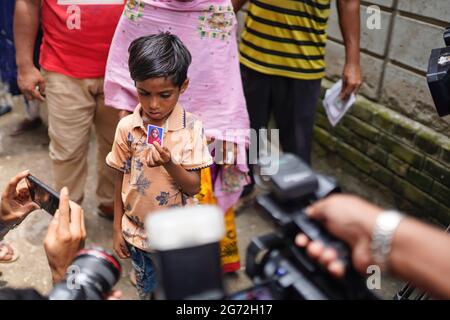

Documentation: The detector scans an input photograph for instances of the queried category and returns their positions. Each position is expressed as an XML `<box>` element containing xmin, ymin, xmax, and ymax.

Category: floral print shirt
<box><xmin>106</xmin><ymin>104</ymin><xmax>213</xmax><ymax>251</ymax></box>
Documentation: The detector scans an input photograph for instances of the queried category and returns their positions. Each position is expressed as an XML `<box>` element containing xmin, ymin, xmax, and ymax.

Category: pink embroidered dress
<box><xmin>104</xmin><ymin>0</ymin><xmax>250</xmax><ymax>211</ymax></box>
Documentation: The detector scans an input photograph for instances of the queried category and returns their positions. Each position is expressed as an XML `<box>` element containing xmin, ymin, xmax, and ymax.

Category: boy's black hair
<box><xmin>128</xmin><ymin>32</ymin><xmax>192</xmax><ymax>87</ymax></box>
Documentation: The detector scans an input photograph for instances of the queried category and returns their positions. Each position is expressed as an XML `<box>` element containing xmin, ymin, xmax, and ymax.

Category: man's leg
<box><xmin>272</xmin><ymin>77</ymin><xmax>322</xmax><ymax>164</ymax></box>
<box><xmin>240</xmin><ymin>64</ymin><xmax>272</xmax><ymax>195</ymax></box>
<box><xmin>94</xmin><ymin>79</ymin><xmax>119</xmax><ymax>215</ymax></box>
<box><xmin>44</xmin><ymin>70</ymin><xmax>96</xmax><ymax>204</ymax></box>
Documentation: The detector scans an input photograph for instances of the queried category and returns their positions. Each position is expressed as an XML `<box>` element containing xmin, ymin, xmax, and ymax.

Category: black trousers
<box><xmin>241</xmin><ymin>64</ymin><xmax>322</xmax><ymax>165</ymax></box>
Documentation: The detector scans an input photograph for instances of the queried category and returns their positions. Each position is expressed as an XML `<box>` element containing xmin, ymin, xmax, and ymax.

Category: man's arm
<box><xmin>14</xmin><ymin>0</ymin><xmax>45</xmax><ymax>101</ymax></box>
<box><xmin>296</xmin><ymin>195</ymin><xmax>450</xmax><ymax>299</ymax></box>
<box><xmin>231</xmin><ymin>0</ymin><xmax>248</xmax><ymax>12</ymax></box>
<box><xmin>336</xmin><ymin>0</ymin><xmax>362</xmax><ymax>100</ymax></box>
<box><xmin>389</xmin><ymin>219</ymin><xmax>450</xmax><ymax>299</ymax></box>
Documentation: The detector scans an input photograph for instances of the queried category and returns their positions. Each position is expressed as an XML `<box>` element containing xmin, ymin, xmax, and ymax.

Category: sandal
<box><xmin>0</xmin><ymin>242</ymin><xmax>19</xmax><ymax>263</ymax></box>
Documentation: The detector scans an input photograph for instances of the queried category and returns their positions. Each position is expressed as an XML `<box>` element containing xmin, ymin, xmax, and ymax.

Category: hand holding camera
<box><xmin>44</xmin><ymin>186</ymin><xmax>86</xmax><ymax>284</ymax></box>
<box><xmin>295</xmin><ymin>195</ymin><xmax>383</xmax><ymax>278</ymax></box>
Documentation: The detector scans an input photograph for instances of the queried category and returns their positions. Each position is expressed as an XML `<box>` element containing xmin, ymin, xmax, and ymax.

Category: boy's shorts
<box><xmin>127</xmin><ymin>243</ymin><xmax>157</xmax><ymax>299</ymax></box>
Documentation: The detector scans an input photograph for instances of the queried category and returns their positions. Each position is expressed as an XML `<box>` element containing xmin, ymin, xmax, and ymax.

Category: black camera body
<box><xmin>427</xmin><ymin>27</ymin><xmax>450</xmax><ymax>117</ymax></box>
<box><xmin>147</xmin><ymin>154</ymin><xmax>379</xmax><ymax>300</ymax></box>
<box><xmin>237</xmin><ymin>154</ymin><xmax>379</xmax><ymax>300</ymax></box>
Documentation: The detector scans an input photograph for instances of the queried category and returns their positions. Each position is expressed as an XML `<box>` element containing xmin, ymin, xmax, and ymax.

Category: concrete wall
<box><xmin>315</xmin><ymin>80</ymin><xmax>450</xmax><ymax>225</ymax></box>
<box><xmin>237</xmin><ymin>1</ymin><xmax>450</xmax><ymax>134</ymax></box>
<box><xmin>236</xmin><ymin>1</ymin><xmax>450</xmax><ymax>223</ymax></box>
<box><xmin>326</xmin><ymin>0</ymin><xmax>450</xmax><ymax>135</ymax></box>
<box><xmin>323</xmin><ymin>0</ymin><xmax>450</xmax><ymax>222</ymax></box>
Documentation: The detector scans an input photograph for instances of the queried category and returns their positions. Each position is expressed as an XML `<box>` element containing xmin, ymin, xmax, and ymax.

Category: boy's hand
<box><xmin>113</xmin><ymin>230</ymin><xmax>130</xmax><ymax>259</ymax></box>
<box><xmin>147</xmin><ymin>142</ymin><xmax>171</xmax><ymax>167</ymax></box>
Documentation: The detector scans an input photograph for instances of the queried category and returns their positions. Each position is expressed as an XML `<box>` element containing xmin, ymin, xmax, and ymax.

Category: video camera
<box><xmin>146</xmin><ymin>154</ymin><xmax>379</xmax><ymax>300</ymax></box>
<box><xmin>427</xmin><ymin>26</ymin><xmax>450</xmax><ymax>117</ymax></box>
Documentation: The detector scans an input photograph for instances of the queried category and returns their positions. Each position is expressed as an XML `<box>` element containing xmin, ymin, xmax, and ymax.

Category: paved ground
<box><xmin>0</xmin><ymin>98</ymin><xmax>405</xmax><ymax>300</ymax></box>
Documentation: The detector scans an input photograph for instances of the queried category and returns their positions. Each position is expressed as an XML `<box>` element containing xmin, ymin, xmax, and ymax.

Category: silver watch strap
<box><xmin>371</xmin><ymin>210</ymin><xmax>404</xmax><ymax>271</ymax></box>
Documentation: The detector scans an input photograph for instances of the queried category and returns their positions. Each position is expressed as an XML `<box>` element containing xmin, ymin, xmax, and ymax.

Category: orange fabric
<box><xmin>196</xmin><ymin>168</ymin><xmax>241</xmax><ymax>273</ymax></box>
<box><xmin>106</xmin><ymin>104</ymin><xmax>213</xmax><ymax>251</ymax></box>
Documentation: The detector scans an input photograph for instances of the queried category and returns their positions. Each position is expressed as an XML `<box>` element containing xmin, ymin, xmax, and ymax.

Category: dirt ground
<box><xmin>0</xmin><ymin>97</ymin><xmax>404</xmax><ymax>300</ymax></box>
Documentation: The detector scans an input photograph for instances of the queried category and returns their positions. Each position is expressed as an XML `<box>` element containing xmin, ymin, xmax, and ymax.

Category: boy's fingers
<box><xmin>146</xmin><ymin>150</ymin><xmax>151</xmax><ymax>164</ymax></box>
<box><xmin>153</xmin><ymin>141</ymin><xmax>163</xmax><ymax>153</ymax></box>
<box><xmin>149</xmin><ymin>150</ymin><xmax>158</xmax><ymax>166</ymax></box>
<box><xmin>147</xmin><ymin>149</ymin><xmax>155</xmax><ymax>166</ymax></box>
<box><xmin>152</xmin><ymin>149</ymin><xmax>162</xmax><ymax>164</ymax></box>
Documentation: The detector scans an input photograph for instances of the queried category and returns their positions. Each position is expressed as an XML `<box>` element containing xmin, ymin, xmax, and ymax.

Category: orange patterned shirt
<box><xmin>106</xmin><ymin>104</ymin><xmax>213</xmax><ymax>251</ymax></box>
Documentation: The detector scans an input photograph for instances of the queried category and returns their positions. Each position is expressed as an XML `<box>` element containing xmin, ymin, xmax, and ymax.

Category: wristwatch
<box><xmin>371</xmin><ymin>210</ymin><xmax>405</xmax><ymax>271</ymax></box>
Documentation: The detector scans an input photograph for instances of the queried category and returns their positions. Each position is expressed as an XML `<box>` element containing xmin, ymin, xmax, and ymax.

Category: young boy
<box><xmin>106</xmin><ymin>33</ymin><xmax>213</xmax><ymax>299</ymax></box>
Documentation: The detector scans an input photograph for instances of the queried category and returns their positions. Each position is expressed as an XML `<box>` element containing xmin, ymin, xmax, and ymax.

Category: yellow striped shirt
<box><xmin>239</xmin><ymin>0</ymin><xmax>331</xmax><ymax>80</ymax></box>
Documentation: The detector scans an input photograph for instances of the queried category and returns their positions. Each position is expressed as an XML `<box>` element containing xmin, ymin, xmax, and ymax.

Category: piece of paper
<box><xmin>322</xmin><ymin>80</ymin><xmax>356</xmax><ymax>127</ymax></box>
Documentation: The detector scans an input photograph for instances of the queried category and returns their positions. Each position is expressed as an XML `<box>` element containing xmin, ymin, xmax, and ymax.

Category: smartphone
<box><xmin>26</xmin><ymin>175</ymin><xmax>60</xmax><ymax>215</ymax></box>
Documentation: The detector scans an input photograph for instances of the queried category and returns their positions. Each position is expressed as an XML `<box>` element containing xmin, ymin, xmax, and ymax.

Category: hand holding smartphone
<box><xmin>26</xmin><ymin>175</ymin><xmax>60</xmax><ymax>216</ymax></box>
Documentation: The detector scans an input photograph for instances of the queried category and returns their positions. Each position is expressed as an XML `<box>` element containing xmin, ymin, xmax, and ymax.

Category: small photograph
<box><xmin>147</xmin><ymin>124</ymin><xmax>164</xmax><ymax>147</ymax></box>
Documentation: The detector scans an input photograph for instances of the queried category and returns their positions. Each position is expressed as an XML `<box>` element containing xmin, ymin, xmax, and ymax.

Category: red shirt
<box><xmin>40</xmin><ymin>0</ymin><xmax>124</xmax><ymax>79</ymax></box>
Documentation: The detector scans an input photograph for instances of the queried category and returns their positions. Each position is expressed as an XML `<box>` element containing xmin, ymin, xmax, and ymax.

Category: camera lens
<box><xmin>49</xmin><ymin>247</ymin><xmax>121</xmax><ymax>300</ymax></box>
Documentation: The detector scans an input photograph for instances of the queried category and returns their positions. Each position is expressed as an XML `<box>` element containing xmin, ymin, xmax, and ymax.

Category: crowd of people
<box><xmin>1</xmin><ymin>0</ymin><xmax>449</xmax><ymax>300</ymax></box>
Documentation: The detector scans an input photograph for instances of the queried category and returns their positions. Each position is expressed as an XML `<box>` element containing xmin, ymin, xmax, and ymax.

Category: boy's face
<box><xmin>136</xmin><ymin>77</ymin><xmax>189</xmax><ymax>125</ymax></box>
